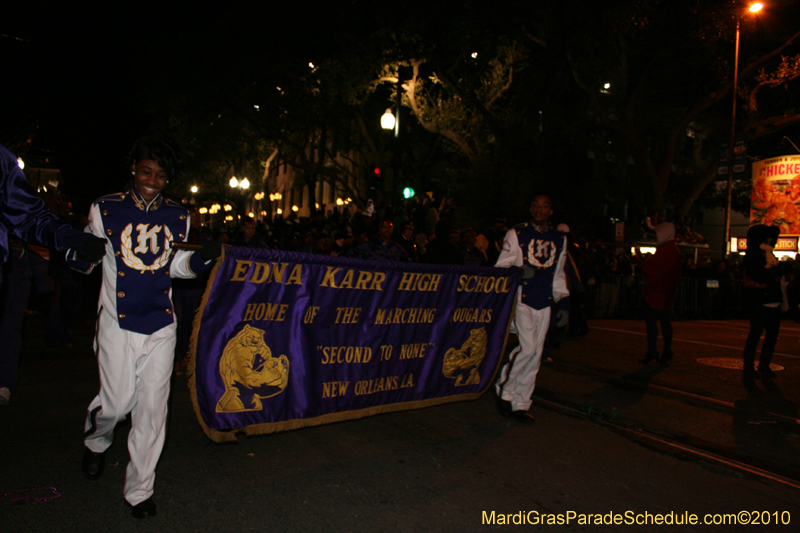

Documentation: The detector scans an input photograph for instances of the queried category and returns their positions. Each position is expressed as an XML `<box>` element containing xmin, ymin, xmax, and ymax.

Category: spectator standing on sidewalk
<box><xmin>636</xmin><ymin>219</ymin><xmax>682</xmax><ymax>365</ymax></box>
<box><xmin>396</xmin><ymin>222</ymin><xmax>418</xmax><ymax>262</ymax></box>
<box><xmin>348</xmin><ymin>220</ymin><xmax>410</xmax><ymax>262</ymax></box>
<box><xmin>741</xmin><ymin>224</ymin><xmax>788</xmax><ymax>381</ymax></box>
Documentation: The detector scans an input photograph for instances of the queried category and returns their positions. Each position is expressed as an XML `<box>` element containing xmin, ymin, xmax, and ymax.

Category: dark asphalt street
<box><xmin>3</xmin><ymin>316</ymin><xmax>800</xmax><ymax>532</ymax></box>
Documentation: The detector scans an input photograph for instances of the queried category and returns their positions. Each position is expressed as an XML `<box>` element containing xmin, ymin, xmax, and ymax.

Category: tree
<box><xmin>361</xmin><ymin>3</ymin><xmax>595</xmax><ymax>228</ymax></box>
<box><xmin>562</xmin><ymin>0</ymin><xmax>800</xmax><ymax>218</ymax></box>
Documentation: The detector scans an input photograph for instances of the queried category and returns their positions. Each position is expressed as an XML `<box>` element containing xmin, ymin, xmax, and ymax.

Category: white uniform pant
<box><xmin>84</xmin><ymin>310</ymin><xmax>176</xmax><ymax>506</ymax></box>
<box><xmin>495</xmin><ymin>297</ymin><xmax>550</xmax><ymax>411</ymax></box>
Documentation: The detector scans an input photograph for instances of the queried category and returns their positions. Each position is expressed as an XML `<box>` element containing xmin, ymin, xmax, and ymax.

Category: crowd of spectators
<box><xmin>570</xmin><ymin>239</ymin><xmax>800</xmax><ymax>321</ymax></box>
<box><xmin>192</xmin><ymin>196</ymin><xmax>800</xmax><ymax>323</ymax></box>
<box><xmin>18</xmin><ymin>194</ymin><xmax>797</xmax><ymax>350</ymax></box>
<box><xmin>195</xmin><ymin>196</ymin><xmax>509</xmax><ymax>268</ymax></box>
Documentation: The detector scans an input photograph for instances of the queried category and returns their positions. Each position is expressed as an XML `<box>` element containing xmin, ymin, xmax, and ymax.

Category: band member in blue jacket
<box><xmin>494</xmin><ymin>195</ymin><xmax>568</xmax><ymax>422</ymax></box>
<box><xmin>68</xmin><ymin>135</ymin><xmax>220</xmax><ymax>519</ymax></box>
<box><xmin>0</xmin><ymin>143</ymin><xmax>105</xmax><ymax>406</ymax></box>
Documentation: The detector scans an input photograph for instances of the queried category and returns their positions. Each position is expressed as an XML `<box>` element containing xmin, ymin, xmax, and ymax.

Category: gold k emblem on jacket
<box><xmin>527</xmin><ymin>239</ymin><xmax>557</xmax><ymax>269</ymax></box>
<box><xmin>121</xmin><ymin>223</ymin><xmax>173</xmax><ymax>272</ymax></box>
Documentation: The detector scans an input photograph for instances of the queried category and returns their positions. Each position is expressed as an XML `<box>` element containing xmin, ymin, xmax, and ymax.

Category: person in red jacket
<box><xmin>636</xmin><ymin>220</ymin><xmax>682</xmax><ymax>365</ymax></box>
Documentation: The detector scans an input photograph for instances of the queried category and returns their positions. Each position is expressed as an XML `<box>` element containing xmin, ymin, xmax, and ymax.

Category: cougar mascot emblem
<box><xmin>216</xmin><ymin>325</ymin><xmax>290</xmax><ymax>412</ymax></box>
<box><xmin>442</xmin><ymin>327</ymin><xmax>488</xmax><ymax>386</ymax></box>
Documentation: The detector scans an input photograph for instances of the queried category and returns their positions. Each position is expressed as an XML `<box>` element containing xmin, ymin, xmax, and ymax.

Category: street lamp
<box><xmin>381</xmin><ymin>109</ymin><xmax>396</xmax><ymax>131</ymax></box>
<box><xmin>229</xmin><ymin>176</ymin><xmax>250</xmax><ymax>190</ymax></box>
<box><xmin>269</xmin><ymin>192</ymin><xmax>282</xmax><ymax>218</ymax></box>
<box><xmin>380</xmin><ymin>74</ymin><xmax>403</xmax><ymax>207</ymax></box>
<box><xmin>228</xmin><ymin>176</ymin><xmax>253</xmax><ymax>221</ymax></box>
<box><xmin>723</xmin><ymin>2</ymin><xmax>763</xmax><ymax>257</ymax></box>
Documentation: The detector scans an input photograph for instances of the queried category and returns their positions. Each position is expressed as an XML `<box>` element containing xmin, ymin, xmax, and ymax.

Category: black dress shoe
<box><xmin>82</xmin><ymin>448</ymin><xmax>105</xmax><ymax>480</ymax></box>
<box><xmin>639</xmin><ymin>351</ymin><xmax>659</xmax><ymax>364</ymax></box>
<box><xmin>512</xmin><ymin>410</ymin><xmax>535</xmax><ymax>423</ymax></box>
<box><xmin>658</xmin><ymin>351</ymin><xmax>674</xmax><ymax>365</ymax></box>
<box><xmin>131</xmin><ymin>498</ymin><xmax>157</xmax><ymax>519</ymax></box>
<box><xmin>759</xmin><ymin>366</ymin><xmax>777</xmax><ymax>379</ymax></box>
<box><xmin>495</xmin><ymin>396</ymin><xmax>513</xmax><ymax>418</ymax></box>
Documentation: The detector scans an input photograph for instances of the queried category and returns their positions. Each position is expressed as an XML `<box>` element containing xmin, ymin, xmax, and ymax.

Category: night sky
<box><xmin>2</xmin><ymin>3</ymin><xmax>362</xmax><ymax>210</ymax></box>
<box><xmin>4</xmin><ymin>1</ymin><xmax>800</xmax><ymax>216</ymax></box>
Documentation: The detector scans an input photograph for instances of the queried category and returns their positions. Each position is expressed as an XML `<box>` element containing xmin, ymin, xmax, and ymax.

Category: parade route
<box><xmin>3</xmin><ymin>317</ymin><xmax>799</xmax><ymax>532</ymax></box>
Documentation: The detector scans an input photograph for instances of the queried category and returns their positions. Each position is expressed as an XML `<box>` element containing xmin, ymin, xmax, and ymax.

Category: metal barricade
<box><xmin>589</xmin><ymin>276</ymin><xmax>742</xmax><ymax>319</ymax></box>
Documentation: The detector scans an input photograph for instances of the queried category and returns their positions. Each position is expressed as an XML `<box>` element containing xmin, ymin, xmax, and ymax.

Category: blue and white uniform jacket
<box><xmin>68</xmin><ymin>189</ymin><xmax>212</xmax><ymax>335</ymax></box>
<box><xmin>1</xmin><ymin>144</ymin><xmax>73</xmax><ymax>263</ymax></box>
<box><xmin>495</xmin><ymin>221</ymin><xmax>568</xmax><ymax>310</ymax></box>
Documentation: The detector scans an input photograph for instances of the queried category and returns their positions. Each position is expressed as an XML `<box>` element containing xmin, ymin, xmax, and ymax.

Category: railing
<box><xmin>586</xmin><ymin>276</ymin><xmax>742</xmax><ymax>320</ymax></box>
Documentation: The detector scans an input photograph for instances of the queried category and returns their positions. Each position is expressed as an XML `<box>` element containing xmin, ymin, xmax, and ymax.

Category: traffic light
<box><xmin>369</xmin><ymin>164</ymin><xmax>382</xmax><ymax>190</ymax></box>
<box><xmin>402</xmin><ymin>187</ymin><xmax>415</xmax><ymax>199</ymax></box>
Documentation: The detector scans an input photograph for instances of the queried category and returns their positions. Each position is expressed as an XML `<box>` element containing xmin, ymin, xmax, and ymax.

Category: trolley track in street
<box><xmin>547</xmin><ymin>358</ymin><xmax>800</xmax><ymax>425</ymax></box>
<box><xmin>533</xmin><ymin>395</ymin><xmax>800</xmax><ymax>490</ymax></box>
<box><xmin>533</xmin><ymin>358</ymin><xmax>800</xmax><ymax>489</ymax></box>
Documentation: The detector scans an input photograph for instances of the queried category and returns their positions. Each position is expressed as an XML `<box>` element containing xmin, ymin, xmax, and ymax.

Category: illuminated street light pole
<box><xmin>380</xmin><ymin>109</ymin><xmax>395</xmax><ymax>131</ymax></box>
<box><xmin>269</xmin><ymin>192</ymin><xmax>282</xmax><ymax>219</ymax></box>
<box><xmin>228</xmin><ymin>176</ymin><xmax>251</xmax><ymax>223</ymax></box>
<box><xmin>723</xmin><ymin>2</ymin><xmax>763</xmax><ymax>257</ymax></box>
<box><xmin>380</xmin><ymin>73</ymin><xmax>402</xmax><ymax>208</ymax></box>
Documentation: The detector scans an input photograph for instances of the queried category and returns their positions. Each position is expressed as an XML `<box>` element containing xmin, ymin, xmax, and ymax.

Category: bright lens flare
<box><xmin>749</xmin><ymin>3</ymin><xmax>763</xmax><ymax>12</ymax></box>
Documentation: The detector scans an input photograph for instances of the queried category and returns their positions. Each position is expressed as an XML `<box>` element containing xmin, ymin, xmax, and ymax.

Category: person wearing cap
<box><xmin>331</xmin><ymin>230</ymin><xmax>354</xmax><ymax>257</ymax></box>
<box><xmin>461</xmin><ymin>227</ymin><xmax>487</xmax><ymax>267</ymax></box>
<box><xmin>348</xmin><ymin>220</ymin><xmax>411</xmax><ymax>262</ymax></box>
<box><xmin>421</xmin><ymin>220</ymin><xmax>464</xmax><ymax>265</ymax></box>
<box><xmin>741</xmin><ymin>224</ymin><xmax>789</xmax><ymax>380</ymax></box>
<box><xmin>542</xmin><ymin>223</ymin><xmax>583</xmax><ymax>364</ymax></box>
<box><xmin>559</xmin><ymin>223</ymin><xmax>590</xmax><ymax>339</ymax></box>
<box><xmin>396</xmin><ymin>222</ymin><xmax>418</xmax><ymax>262</ymax></box>
<box><xmin>635</xmin><ymin>219</ymin><xmax>682</xmax><ymax>365</ymax></box>
<box><xmin>494</xmin><ymin>195</ymin><xmax>568</xmax><ymax>422</ymax></box>
<box><xmin>230</xmin><ymin>217</ymin><xmax>268</xmax><ymax>248</ymax></box>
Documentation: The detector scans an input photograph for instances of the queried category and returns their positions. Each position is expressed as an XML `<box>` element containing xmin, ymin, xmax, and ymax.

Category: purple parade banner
<box><xmin>189</xmin><ymin>246</ymin><xmax>521</xmax><ymax>442</ymax></box>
